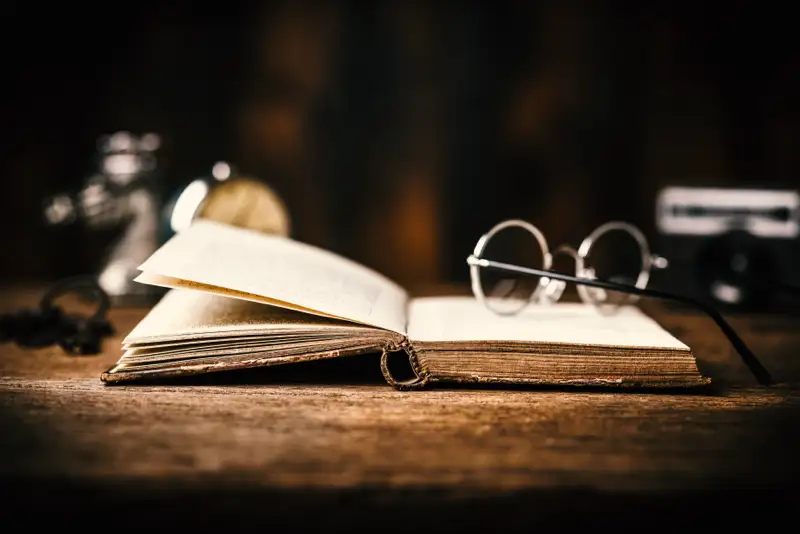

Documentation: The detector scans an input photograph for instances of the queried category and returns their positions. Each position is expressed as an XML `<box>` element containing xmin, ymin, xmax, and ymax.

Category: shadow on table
<box><xmin>1</xmin><ymin>474</ymin><xmax>798</xmax><ymax>531</ymax></box>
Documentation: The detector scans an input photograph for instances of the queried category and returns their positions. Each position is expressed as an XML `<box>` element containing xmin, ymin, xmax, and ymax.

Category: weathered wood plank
<box><xmin>645</xmin><ymin>303</ymin><xmax>800</xmax><ymax>386</ymax></box>
<box><xmin>2</xmin><ymin>378</ymin><xmax>799</xmax><ymax>492</ymax></box>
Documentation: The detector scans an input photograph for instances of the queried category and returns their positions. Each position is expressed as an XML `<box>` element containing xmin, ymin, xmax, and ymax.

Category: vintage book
<box><xmin>102</xmin><ymin>220</ymin><xmax>710</xmax><ymax>389</ymax></box>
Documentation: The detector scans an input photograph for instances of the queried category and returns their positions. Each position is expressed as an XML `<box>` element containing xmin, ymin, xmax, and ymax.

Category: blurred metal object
<box><xmin>160</xmin><ymin>162</ymin><xmax>290</xmax><ymax>242</ymax></box>
<box><xmin>43</xmin><ymin>131</ymin><xmax>164</xmax><ymax>304</ymax></box>
<box><xmin>653</xmin><ymin>186</ymin><xmax>800</xmax><ymax>311</ymax></box>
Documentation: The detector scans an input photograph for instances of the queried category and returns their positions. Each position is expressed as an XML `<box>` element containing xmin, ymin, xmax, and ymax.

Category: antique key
<box><xmin>0</xmin><ymin>276</ymin><xmax>114</xmax><ymax>356</ymax></box>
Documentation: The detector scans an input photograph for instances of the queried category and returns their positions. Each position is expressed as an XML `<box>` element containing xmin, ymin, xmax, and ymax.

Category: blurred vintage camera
<box><xmin>652</xmin><ymin>186</ymin><xmax>800</xmax><ymax>312</ymax></box>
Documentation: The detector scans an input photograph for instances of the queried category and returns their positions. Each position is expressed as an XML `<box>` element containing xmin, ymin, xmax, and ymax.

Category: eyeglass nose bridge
<box><xmin>534</xmin><ymin>244</ymin><xmax>581</xmax><ymax>305</ymax></box>
<box><xmin>469</xmin><ymin>220</ymin><xmax>671</xmax><ymax>313</ymax></box>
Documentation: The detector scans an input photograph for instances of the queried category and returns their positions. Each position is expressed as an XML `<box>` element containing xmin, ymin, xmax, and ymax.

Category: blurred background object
<box><xmin>2</xmin><ymin>0</ymin><xmax>799</xmax><ymax>305</ymax></box>
<box><xmin>42</xmin><ymin>131</ymin><xmax>164</xmax><ymax>303</ymax></box>
<box><xmin>653</xmin><ymin>186</ymin><xmax>800</xmax><ymax>311</ymax></box>
<box><xmin>160</xmin><ymin>161</ymin><xmax>290</xmax><ymax>243</ymax></box>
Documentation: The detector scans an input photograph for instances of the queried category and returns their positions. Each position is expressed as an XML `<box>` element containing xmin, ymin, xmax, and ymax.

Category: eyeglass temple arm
<box><xmin>467</xmin><ymin>256</ymin><xmax>772</xmax><ymax>386</ymax></box>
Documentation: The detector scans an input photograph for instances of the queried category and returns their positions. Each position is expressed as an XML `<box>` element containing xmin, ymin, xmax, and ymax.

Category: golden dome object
<box><xmin>196</xmin><ymin>176</ymin><xmax>291</xmax><ymax>237</ymax></box>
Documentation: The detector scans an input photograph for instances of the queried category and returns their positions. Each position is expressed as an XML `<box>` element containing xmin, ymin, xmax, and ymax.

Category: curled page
<box><xmin>136</xmin><ymin>220</ymin><xmax>409</xmax><ymax>334</ymax></box>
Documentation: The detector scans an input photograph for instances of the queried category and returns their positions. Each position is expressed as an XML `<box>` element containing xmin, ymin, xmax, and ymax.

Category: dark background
<box><xmin>2</xmin><ymin>0</ymin><xmax>798</xmax><ymax>289</ymax></box>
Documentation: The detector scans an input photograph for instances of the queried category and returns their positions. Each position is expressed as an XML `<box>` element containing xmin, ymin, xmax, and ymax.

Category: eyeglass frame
<box><xmin>469</xmin><ymin>219</ymin><xmax>668</xmax><ymax>311</ymax></box>
<box><xmin>466</xmin><ymin>219</ymin><xmax>772</xmax><ymax>386</ymax></box>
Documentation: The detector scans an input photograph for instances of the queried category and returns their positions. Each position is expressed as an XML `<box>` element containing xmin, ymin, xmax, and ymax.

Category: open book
<box><xmin>101</xmin><ymin>220</ymin><xmax>710</xmax><ymax>389</ymax></box>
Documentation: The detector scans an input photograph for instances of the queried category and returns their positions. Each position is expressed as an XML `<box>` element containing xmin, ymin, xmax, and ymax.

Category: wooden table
<box><xmin>2</xmin><ymin>285</ymin><xmax>800</xmax><ymax>530</ymax></box>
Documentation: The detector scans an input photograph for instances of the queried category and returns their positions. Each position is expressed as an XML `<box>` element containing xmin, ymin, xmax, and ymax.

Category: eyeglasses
<box><xmin>466</xmin><ymin>219</ymin><xmax>772</xmax><ymax>386</ymax></box>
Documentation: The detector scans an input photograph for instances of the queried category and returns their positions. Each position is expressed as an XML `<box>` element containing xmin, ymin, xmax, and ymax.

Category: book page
<box><xmin>136</xmin><ymin>220</ymin><xmax>409</xmax><ymax>333</ymax></box>
<box><xmin>125</xmin><ymin>288</ymin><xmax>381</xmax><ymax>344</ymax></box>
<box><xmin>406</xmin><ymin>296</ymin><xmax>688</xmax><ymax>350</ymax></box>
<box><xmin>134</xmin><ymin>272</ymin><xmax>351</xmax><ymax>321</ymax></box>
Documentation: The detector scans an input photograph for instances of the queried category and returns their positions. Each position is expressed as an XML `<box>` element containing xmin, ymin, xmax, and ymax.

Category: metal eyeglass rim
<box><xmin>466</xmin><ymin>254</ymin><xmax>772</xmax><ymax>386</ymax></box>
<box><xmin>467</xmin><ymin>219</ymin><xmax>772</xmax><ymax>386</ymax></box>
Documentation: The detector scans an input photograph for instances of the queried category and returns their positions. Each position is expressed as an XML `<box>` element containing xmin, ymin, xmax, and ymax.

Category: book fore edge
<box><xmin>380</xmin><ymin>339</ymin><xmax>430</xmax><ymax>391</ymax></box>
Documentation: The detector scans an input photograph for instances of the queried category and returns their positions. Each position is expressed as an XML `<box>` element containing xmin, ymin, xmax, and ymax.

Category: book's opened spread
<box><xmin>102</xmin><ymin>220</ymin><xmax>710</xmax><ymax>389</ymax></box>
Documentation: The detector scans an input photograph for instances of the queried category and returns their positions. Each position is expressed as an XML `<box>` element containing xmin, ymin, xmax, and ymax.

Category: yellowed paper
<box><xmin>135</xmin><ymin>220</ymin><xmax>409</xmax><ymax>333</ymax></box>
<box><xmin>406</xmin><ymin>297</ymin><xmax>689</xmax><ymax>350</ymax></box>
<box><xmin>125</xmin><ymin>288</ymin><xmax>383</xmax><ymax>345</ymax></box>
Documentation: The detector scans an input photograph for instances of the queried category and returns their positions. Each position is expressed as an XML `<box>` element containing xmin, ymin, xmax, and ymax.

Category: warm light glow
<box><xmin>170</xmin><ymin>179</ymin><xmax>209</xmax><ymax>232</ymax></box>
<box><xmin>212</xmin><ymin>162</ymin><xmax>231</xmax><ymax>181</ymax></box>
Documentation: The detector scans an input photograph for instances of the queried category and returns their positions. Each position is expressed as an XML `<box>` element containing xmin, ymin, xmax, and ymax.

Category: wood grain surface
<box><xmin>2</xmin><ymin>285</ymin><xmax>800</xmax><ymax>530</ymax></box>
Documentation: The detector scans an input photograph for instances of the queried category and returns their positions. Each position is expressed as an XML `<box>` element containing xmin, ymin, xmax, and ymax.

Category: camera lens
<box><xmin>696</xmin><ymin>230</ymin><xmax>776</xmax><ymax>309</ymax></box>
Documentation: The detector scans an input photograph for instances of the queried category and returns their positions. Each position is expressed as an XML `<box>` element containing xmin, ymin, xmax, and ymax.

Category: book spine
<box><xmin>380</xmin><ymin>339</ymin><xmax>430</xmax><ymax>390</ymax></box>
